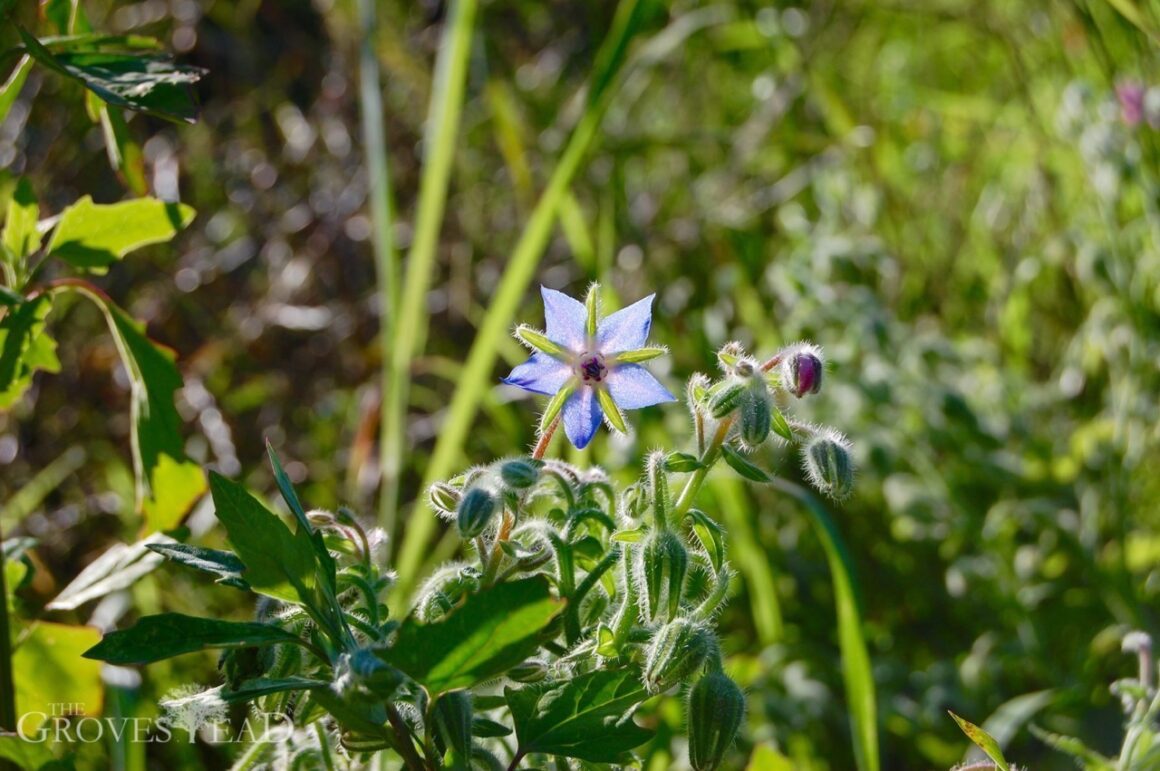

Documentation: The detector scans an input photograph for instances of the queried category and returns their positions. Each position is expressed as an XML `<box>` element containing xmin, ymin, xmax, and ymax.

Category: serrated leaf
<box><xmin>46</xmin><ymin>533</ymin><xmax>170</xmax><ymax>610</ymax></box>
<box><xmin>14</xmin><ymin>622</ymin><xmax>103</xmax><ymax>732</ymax></box>
<box><xmin>208</xmin><ymin>472</ymin><xmax>318</xmax><ymax>606</ymax></box>
<box><xmin>3</xmin><ymin>177</ymin><xmax>39</xmax><ymax>263</ymax></box>
<box><xmin>950</xmin><ymin>711</ymin><xmax>1009</xmax><ymax>771</ymax></box>
<box><xmin>507</xmin><ymin>669</ymin><xmax>653</xmax><ymax>764</ymax></box>
<box><xmin>686</xmin><ymin>508</ymin><xmax>726</xmax><ymax>572</ymax></box>
<box><xmin>101</xmin><ymin>303</ymin><xmax>205</xmax><ymax>531</ymax></box>
<box><xmin>83</xmin><ymin>613</ymin><xmax>304</xmax><ymax>665</ymax></box>
<box><xmin>46</xmin><ymin>195</ymin><xmax>194</xmax><ymax>273</ymax></box>
<box><xmin>18</xmin><ymin>27</ymin><xmax>206</xmax><ymax>122</ymax></box>
<box><xmin>0</xmin><ymin>295</ymin><xmax>60</xmax><ymax>409</ymax></box>
<box><xmin>379</xmin><ymin>577</ymin><xmax>563</xmax><ymax>696</ymax></box>
<box><xmin>720</xmin><ymin>444</ymin><xmax>773</xmax><ymax>483</ymax></box>
<box><xmin>146</xmin><ymin>542</ymin><xmax>250</xmax><ymax>590</ymax></box>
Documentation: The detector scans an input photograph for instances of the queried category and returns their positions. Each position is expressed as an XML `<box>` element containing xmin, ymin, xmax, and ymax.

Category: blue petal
<box><xmin>541</xmin><ymin>286</ymin><xmax>588</xmax><ymax>352</ymax></box>
<box><xmin>605</xmin><ymin>364</ymin><xmax>675</xmax><ymax>409</ymax></box>
<box><xmin>562</xmin><ymin>386</ymin><xmax>603</xmax><ymax>449</ymax></box>
<box><xmin>502</xmin><ymin>353</ymin><xmax>572</xmax><ymax>396</ymax></box>
<box><xmin>596</xmin><ymin>293</ymin><xmax>655</xmax><ymax>354</ymax></box>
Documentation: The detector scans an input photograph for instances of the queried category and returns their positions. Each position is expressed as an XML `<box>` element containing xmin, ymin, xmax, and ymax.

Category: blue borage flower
<box><xmin>503</xmin><ymin>285</ymin><xmax>676</xmax><ymax>449</ymax></box>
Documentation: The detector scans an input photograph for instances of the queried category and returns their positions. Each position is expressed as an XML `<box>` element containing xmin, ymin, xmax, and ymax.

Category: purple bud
<box><xmin>786</xmin><ymin>349</ymin><xmax>823</xmax><ymax>398</ymax></box>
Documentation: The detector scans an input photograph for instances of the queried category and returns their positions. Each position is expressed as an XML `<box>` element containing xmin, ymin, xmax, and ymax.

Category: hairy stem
<box><xmin>532</xmin><ymin>415</ymin><xmax>561</xmax><ymax>460</ymax></box>
<box><xmin>671</xmin><ymin>417</ymin><xmax>735</xmax><ymax>524</ymax></box>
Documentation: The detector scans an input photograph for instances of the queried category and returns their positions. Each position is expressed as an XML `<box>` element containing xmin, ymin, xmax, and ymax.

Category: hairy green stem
<box><xmin>381</xmin><ymin>0</ymin><xmax>479</xmax><ymax>538</ymax></box>
<box><xmin>671</xmin><ymin>416</ymin><xmax>734</xmax><ymax>524</ymax></box>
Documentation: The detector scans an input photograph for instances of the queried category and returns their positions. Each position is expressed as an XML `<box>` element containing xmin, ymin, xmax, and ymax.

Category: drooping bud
<box><xmin>737</xmin><ymin>379</ymin><xmax>772</xmax><ymax>447</ymax></box>
<box><xmin>648</xmin><ymin>451</ymin><xmax>671</xmax><ymax>528</ymax></box>
<box><xmin>687</xmin><ymin>671</ymin><xmax>746</xmax><ymax>771</ymax></box>
<box><xmin>708</xmin><ymin>378</ymin><xmax>747</xmax><ymax>419</ymax></box>
<box><xmin>801</xmin><ymin>430</ymin><xmax>854</xmax><ymax>500</ymax></box>
<box><xmin>499</xmin><ymin>458</ymin><xmax>541</xmax><ymax>490</ymax></box>
<box><xmin>414</xmin><ymin>564</ymin><xmax>481</xmax><ymax>622</ymax></box>
<box><xmin>782</xmin><ymin>345</ymin><xmax>824</xmax><ymax>398</ymax></box>
<box><xmin>456</xmin><ymin>486</ymin><xmax>497</xmax><ymax>539</ymax></box>
<box><xmin>643</xmin><ymin>617</ymin><xmax>717</xmax><ymax>693</ymax></box>
<box><xmin>428</xmin><ymin>482</ymin><xmax>461</xmax><ymax>517</ymax></box>
<box><xmin>432</xmin><ymin>690</ymin><xmax>473</xmax><ymax>763</ymax></box>
<box><xmin>635</xmin><ymin>529</ymin><xmax>689</xmax><ymax>623</ymax></box>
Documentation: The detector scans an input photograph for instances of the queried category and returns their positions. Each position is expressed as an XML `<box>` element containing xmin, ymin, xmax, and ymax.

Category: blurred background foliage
<box><xmin>3</xmin><ymin>0</ymin><xmax>1160</xmax><ymax>768</ymax></box>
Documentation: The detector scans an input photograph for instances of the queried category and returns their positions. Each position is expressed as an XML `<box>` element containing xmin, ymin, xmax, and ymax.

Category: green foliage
<box><xmin>951</xmin><ymin>711</ymin><xmax>1010</xmax><ymax>771</ymax></box>
<box><xmin>82</xmin><ymin>612</ymin><xmax>306</xmax><ymax>665</ymax></box>
<box><xmin>45</xmin><ymin>196</ymin><xmax>195</xmax><ymax>274</ymax></box>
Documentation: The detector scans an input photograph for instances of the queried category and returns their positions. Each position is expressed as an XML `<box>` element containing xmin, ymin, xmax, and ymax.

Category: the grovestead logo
<box><xmin>16</xmin><ymin>690</ymin><xmax>294</xmax><ymax>745</ymax></box>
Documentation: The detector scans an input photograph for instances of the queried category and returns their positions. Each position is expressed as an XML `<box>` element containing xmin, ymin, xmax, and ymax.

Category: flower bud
<box><xmin>635</xmin><ymin>530</ymin><xmax>689</xmax><ymax>623</ymax></box>
<box><xmin>737</xmin><ymin>380</ymin><xmax>772</xmax><ymax>447</ymax></box>
<box><xmin>429</xmin><ymin>482</ymin><xmax>461</xmax><ymax>516</ymax></box>
<box><xmin>783</xmin><ymin>347</ymin><xmax>823</xmax><ymax>398</ymax></box>
<box><xmin>456</xmin><ymin>486</ymin><xmax>497</xmax><ymax>539</ymax></box>
<box><xmin>432</xmin><ymin>690</ymin><xmax>473</xmax><ymax>760</ymax></box>
<box><xmin>802</xmin><ymin>430</ymin><xmax>854</xmax><ymax>500</ymax></box>
<box><xmin>643</xmin><ymin>618</ymin><xmax>717</xmax><ymax>693</ymax></box>
<box><xmin>507</xmin><ymin>659</ymin><xmax>548</xmax><ymax>683</ymax></box>
<box><xmin>687</xmin><ymin>671</ymin><xmax>745</xmax><ymax>771</ymax></box>
<box><xmin>708</xmin><ymin>379</ymin><xmax>747</xmax><ymax>419</ymax></box>
<box><xmin>499</xmin><ymin>458</ymin><xmax>541</xmax><ymax>489</ymax></box>
<box><xmin>414</xmin><ymin>564</ymin><xmax>481</xmax><ymax>622</ymax></box>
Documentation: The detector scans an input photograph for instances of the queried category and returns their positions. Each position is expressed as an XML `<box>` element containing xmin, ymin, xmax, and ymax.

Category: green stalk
<box><xmin>0</xmin><ymin>525</ymin><xmax>14</xmax><ymax>733</ymax></box>
<box><xmin>380</xmin><ymin>0</ymin><xmax>478</xmax><ymax>537</ymax></box>
<box><xmin>356</xmin><ymin>0</ymin><xmax>401</xmax><ymax>516</ymax></box>
<box><xmin>392</xmin><ymin>0</ymin><xmax>648</xmax><ymax>602</ymax></box>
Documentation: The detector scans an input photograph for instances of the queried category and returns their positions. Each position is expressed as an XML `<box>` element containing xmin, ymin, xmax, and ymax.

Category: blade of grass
<box><xmin>356</xmin><ymin>0</ymin><xmax>401</xmax><ymax>531</ymax></box>
<box><xmin>391</xmin><ymin>0</ymin><xmax>650</xmax><ymax>602</ymax></box>
<box><xmin>769</xmin><ymin>477</ymin><xmax>878</xmax><ymax>771</ymax></box>
<box><xmin>380</xmin><ymin>0</ymin><xmax>479</xmax><ymax>538</ymax></box>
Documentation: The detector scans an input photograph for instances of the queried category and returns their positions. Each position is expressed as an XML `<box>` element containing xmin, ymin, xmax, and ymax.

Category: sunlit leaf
<box><xmin>14</xmin><ymin>622</ymin><xmax>103</xmax><ymax>731</ymax></box>
<box><xmin>83</xmin><ymin>613</ymin><xmax>306</xmax><ymax>665</ymax></box>
<box><xmin>46</xmin><ymin>533</ymin><xmax>170</xmax><ymax>611</ymax></box>
<box><xmin>506</xmin><ymin>668</ymin><xmax>653</xmax><ymax>764</ymax></box>
<box><xmin>950</xmin><ymin>711</ymin><xmax>1009</xmax><ymax>771</ymax></box>
<box><xmin>0</xmin><ymin>296</ymin><xmax>60</xmax><ymax>409</ymax></box>
<box><xmin>46</xmin><ymin>195</ymin><xmax>194</xmax><ymax>273</ymax></box>
<box><xmin>146</xmin><ymin>542</ymin><xmax>250</xmax><ymax>591</ymax></box>
<box><xmin>0</xmin><ymin>55</ymin><xmax>33</xmax><ymax>124</ymax></box>
<box><xmin>2</xmin><ymin>177</ymin><xmax>39</xmax><ymax>262</ymax></box>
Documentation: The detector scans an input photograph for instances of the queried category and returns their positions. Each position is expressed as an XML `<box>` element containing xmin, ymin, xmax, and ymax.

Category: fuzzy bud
<box><xmin>429</xmin><ymin>482</ymin><xmax>461</xmax><ymax>515</ymax></box>
<box><xmin>456</xmin><ymin>486</ymin><xmax>497</xmax><ymax>539</ymax></box>
<box><xmin>635</xmin><ymin>530</ymin><xmax>689</xmax><ymax>623</ymax></box>
<box><xmin>708</xmin><ymin>379</ymin><xmax>747</xmax><ymax>419</ymax></box>
<box><xmin>737</xmin><ymin>379</ymin><xmax>772</xmax><ymax>447</ymax></box>
<box><xmin>643</xmin><ymin>618</ymin><xmax>717</xmax><ymax>693</ymax></box>
<box><xmin>687</xmin><ymin>671</ymin><xmax>746</xmax><ymax>771</ymax></box>
<box><xmin>507</xmin><ymin>660</ymin><xmax>548</xmax><ymax>683</ymax></box>
<box><xmin>802</xmin><ymin>430</ymin><xmax>854</xmax><ymax>500</ymax></box>
<box><xmin>499</xmin><ymin>458</ymin><xmax>541</xmax><ymax>490</ymax></box>
<box><xmin>783</xmin><ymin>347</ymin><xmax>823</xmax><ymax>398</ymax></box>
<box><xmin>432</xmin><ymin>690</ymin><xmax>473</xmax><ymax>761</ymax></box>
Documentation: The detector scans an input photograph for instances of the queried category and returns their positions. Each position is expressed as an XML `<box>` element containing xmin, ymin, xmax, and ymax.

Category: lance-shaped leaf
<box><xmin>146</xmin><ymin>542</ymin><xmax>250</xmax><ymax>591</ymax></box>
<box><xmin>220</xmin><ymin>677</ymin><xmax>329</xmax><ymax>704</ymax></box>
<box><xmin>208</xmin><ymin>472</ymin><xmax>318</xmax><ymax>606</ymax></box>
<box><xmin>378</xmin><ymin>577</ymin><xmax>563</xmax><ymax>696</ymax></box>
<box><xmin>720</xmin><ymin>444</ymin><xmax>774</xmax><ymax>483</ymax></box>
<box><xmin>0</xmin><ymin>295</ymin><xmax>59</xmax><ymax>408</ymax></box>
<box><xmin>18</xmin><ymin>27</ymin><xmax>206</xmax><ymax>123</ymax></box>
<box><xmin>506</xmin><ymin>669</ymin><xmax>653</xmax><ymax>764</ymax></box>
<box><xmin>950</xmin><ymin>712</ymin><xmax>1009</xmax><ymax>771</ymax></box>
<box><xmin>100</xmin><ymin>302</ymin><xmax>205</xmax><ymax>531</ymax></box>
<box><xmin>83</xmin><ymin>613</ymin><xmax>306</xmax><ymax>665</ymax></box>
<box><xmin>47</xmin><ymin>533</ymin><xmax>170</xmax><ymax>610</ymax></box>
<box><xmin>46</xmin><ymin>195</ymin><xmax>195</xmax><ymax>273</ymax></box>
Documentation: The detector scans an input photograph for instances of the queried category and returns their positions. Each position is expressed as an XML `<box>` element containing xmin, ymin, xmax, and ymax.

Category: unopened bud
<box><xmin>643</xmin><ymin>617</ymin><xmax>716</xmax><ymax>693</ymax></box>
<box><xmin>709</xmin><ymin>379</ymin><xmax>747</xmax><ymax>419</ymax></box>
<box><xmin>499</xmin><ymin>458</ymin><xmax>541</xmax><ymax>489</ymax></box>
<box><xmin>737</xmin><ymin>380</ymin><xmax>772</xmax><ymax>447</ymax></box>
<box><xmin>429</xmin><ymin>482</ymin><xmax>461</xmax><ymax>515</ymax></box>
<box><xmin>456</xmin><ymin>486</ymin><xmax>497</xmax><ymax>539</ymax></box>
<box><xmin>508</xmin><ymin>660</ymin><xmax>548</xmax><ymax>683</ymax></box>
<box><xmin>782</xmin><ymin>346</ymin><xmax>824</xmax><ymax>398</ymax></box>
<box><xmin>687</xmin><ymin>671</ymin><xmax>745</xmax><ymax>771</ymax></box>
<box><xmin>802</xmin><ymin>430</ymin><xmax>854</xmax><ymax>500</ymax></box>
<box><xmin>635</xmin><ymin>530</ymin><xmax>689</xmax><ymax>623</ymax></box>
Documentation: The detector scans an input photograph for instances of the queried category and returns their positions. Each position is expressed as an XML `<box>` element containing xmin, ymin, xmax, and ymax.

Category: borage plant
<box><xmin>84</xmin><ymin>285</ymin><xmax>856</xmax><ymax>770</ymax></box>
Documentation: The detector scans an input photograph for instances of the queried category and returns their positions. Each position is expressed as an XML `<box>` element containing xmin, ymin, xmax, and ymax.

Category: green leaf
<box><xmin>46</xmin><ymin>534</ymin><xmax>168</xmax><ymax>610</ymax></box>
<box><xmin>220</xmin><ymin>676</ymin><xmax>329</xmax><ymax>704</ymax></box>
<box><xmin>0</xmin><ymin>734</ymin><xmax>57</xmax><ymax>769</ymax></box>
<box><xmin>95</xmin><ymin>99</ymin><xmax>148</xmax><ymax>196</ymax></box>
<box><xmin>3</xmin><ymin>177</ymin><xmax>39</xmax><ymax>263</ymax></box>
<box><xmin>950</xmin><ymin>711</ymin><xmax>1009</xmax><ymax>771</ymax></box>
<box><xmin>83</xmin><ymin>613</ymin><xmax>304</xmax><ymax>665</ymax></box>
<box><xmin>14</xmin><ymin>622</ymin><xmax>103</xmax><ymax>732</ymax></box>
<box><xmin>686</xmin><ymin>509</ymin><xmax>726</xmax><ymax>573</ymax></box>
<box><xmin>379</xmin><ymin>577</ymin><xmax>563</xmax><ymax>696</ymax></box>
<box><xmin>507</xmin><ymin>669</ymin><xmax>653</xmax><ymax>764</ymax></box>
<box><xmin>769</xmin><ymin>478</ymin><xmax>878</xmax><ymax>771</ymax></box>
<box><xmin>746</xmin><ymin>744</ymin><xmax>796</xmax><ymax>771</ymax></box>
<box><xmin>146</xmin><ymin>542</ymin><xmax>250</xmax><ymax>590</ymax></box>
<box><xmin>18</xmin><ymin>27</ymin><xmax>206</xmax><ymax>123</ymax></box>
<box><xmin>664</xmin><ymin>451</ymin><xmax>703</xmax><ymax>472</ymax></box>
<box><xmin>0</xmin><ymin>55</ymin><xmax>33</xmax><ymax>125</ymax></box>
<box><xmin>1028</xmin><ymin>724</ymin><xmax>1113</xmax><ymax>768</ymax></box>
<box><xmin>770</xmin><ymin>405</ymin><xmax>793</xmax><ymax>442</ymax></box>
<box><xmin>0</xmin><ymin>295</ymin><xmax>60</xmax><ymax>409</ymax></box>
<box><xmin>266</xmin><ymin>442</ymin><xmax>337</xmax><ymax>590</ymax></box>
<box><xmin>46</xmin><ymin>195</ymin><xmax>194</xmax><ymax>273</ymax></box>
<box><xmin>101</xmin><ymin>303</ymin><xmax>205</xmax><ymax>531</ymax></box>
<box><xmin>720</xmin><ymin>444</ymin><xmax>773</xmax><ymax>483</ymax></box>
<box><xmin>208</xmin><ymin>472</ymin><xmax>318</xmax><ymax>606</ymax></box>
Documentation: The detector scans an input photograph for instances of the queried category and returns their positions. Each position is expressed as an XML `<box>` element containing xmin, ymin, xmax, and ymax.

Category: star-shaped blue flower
<box><xmin>503</xmin><ymin>286</ymin><xmax>676</xmax><ymax>449</ymax></box>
